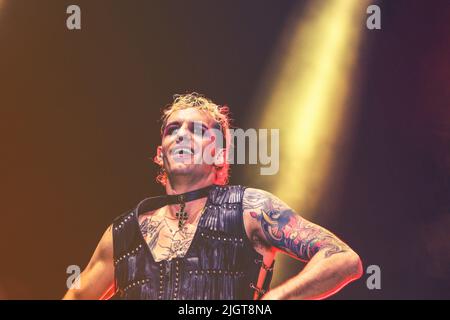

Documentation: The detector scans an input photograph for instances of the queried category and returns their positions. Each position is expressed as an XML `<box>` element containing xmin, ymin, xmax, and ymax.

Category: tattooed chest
<box><xmin>139</xmin><ymin>215</ymin><xmax>197</xmax><ymax>262</ymax></box>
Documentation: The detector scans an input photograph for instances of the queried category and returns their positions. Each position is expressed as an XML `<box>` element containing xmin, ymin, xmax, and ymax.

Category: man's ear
<box><xmin>154</xmin><ymin>146</ymin><xmax>164</xmax><ymax>166</ymax></box>
<box><xmin>213</xmin><ymin>148</ymin><xmax>226</xmax><ymax>167</ymax></box>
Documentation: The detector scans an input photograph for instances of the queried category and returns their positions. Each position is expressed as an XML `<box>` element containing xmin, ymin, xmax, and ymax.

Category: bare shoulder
<box><xmin>96</xmin><ymin>224</ymin><xmax>114</xmax><ymax>260</ymax></box>
<box><xmin>63</xmin><ymin>224</ymin><xmax>114</xmax><ymax>299</ymax></box>
<box><xmin>242</xmin><ymin>188</ymin><xmax>291</xmax><ymax>255</ymax></box>
<box><xmin>243</xmin><ymin>188</ymin><xmax>290</xmax><ymax>211</ymax></box>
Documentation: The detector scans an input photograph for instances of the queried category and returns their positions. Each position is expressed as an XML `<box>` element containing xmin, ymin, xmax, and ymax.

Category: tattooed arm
<box><xmin>242</xmin><ymin>188</ymin><xmax>363</xmax><ymax>300</ymax></box>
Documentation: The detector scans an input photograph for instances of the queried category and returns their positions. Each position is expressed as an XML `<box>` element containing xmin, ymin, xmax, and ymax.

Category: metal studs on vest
<box><xmin>123</xmin><ymin>278</ymin><xmax>150</xmax><ymax>292</ymax></box>
<box><xmin>113</xmin><ymin>244</ymin><xmax>143</xmax><ymax>266</ymax></box>
<box><xmin>158</xmin><ymin>262</ymin><xmax>164</xmax><ymax>299</ymax></box>
<box><xmin>173</xmin><ymin>260</ymin><xmax>180</xmax><ymax>300</ymax></box>
<box><xmin>112</xmin><ymin>185</ymin><xmax>269</xmax><ymax>299</ymax></box>
<box><xmin>114</xmin><ymin>212</ymin><xmax>134</xmax><ymax>231</ymax></box>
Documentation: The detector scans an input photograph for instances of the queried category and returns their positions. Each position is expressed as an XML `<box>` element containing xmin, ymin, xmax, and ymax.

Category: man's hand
<box><xmin>243</xmin><ymin>188</ymin><xmax>363</xmax><ymax>300</ymax></box>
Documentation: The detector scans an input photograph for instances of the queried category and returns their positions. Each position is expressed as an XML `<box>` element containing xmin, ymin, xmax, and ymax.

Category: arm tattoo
<box><xmin>243</xmin><ymin>189</ymin><xmax>348</xmax><ymax>261</ymax></box>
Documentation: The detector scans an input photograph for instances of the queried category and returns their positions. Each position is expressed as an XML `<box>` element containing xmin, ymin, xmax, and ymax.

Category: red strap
<box><xmin>252</xmin><ymin>249</ymin><xmax>276</xmax><ymax>300</ymax></box>
<box><xmin>99</xmin><ymin>283</ymin><xmax>116</xmax><ymax>300</ymax></box>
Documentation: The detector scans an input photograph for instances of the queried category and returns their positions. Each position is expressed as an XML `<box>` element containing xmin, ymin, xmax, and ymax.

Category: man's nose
<box><xmin>175</xmin><ymin>124</ymin><xmax>190</xmax><ymax>143</ymax></box>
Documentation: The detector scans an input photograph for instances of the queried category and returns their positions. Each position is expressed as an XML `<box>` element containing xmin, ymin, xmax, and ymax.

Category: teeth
<box><xmin>174</xmin><ymin>147</ymin><xmax>193</xmax><ymax>155</ymax></box>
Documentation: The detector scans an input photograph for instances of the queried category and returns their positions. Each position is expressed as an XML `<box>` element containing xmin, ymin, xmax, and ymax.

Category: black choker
<box><xmin>136</xmin><ymin>184</ymin><xmax>215</xmax><ymax>229</ymax></box>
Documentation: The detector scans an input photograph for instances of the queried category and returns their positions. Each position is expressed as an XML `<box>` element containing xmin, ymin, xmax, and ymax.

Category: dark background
<box><xmin>0</xmin><ymin>0</ymin><xmax>449</xmax><ymax>299</ymax></box>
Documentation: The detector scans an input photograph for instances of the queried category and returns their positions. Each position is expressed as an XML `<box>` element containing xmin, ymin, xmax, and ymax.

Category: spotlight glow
<box><xmin>251</xmin><ymin>0</ymin><xmax>369</xmax><ymax>285</ymax></box>
<box><xmin>255</xmin><ymin>0</ymin><xmax>369</xmax><ymax>216</ymax></box>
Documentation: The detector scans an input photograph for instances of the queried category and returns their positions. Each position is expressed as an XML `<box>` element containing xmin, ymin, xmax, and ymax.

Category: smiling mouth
<box><xmin>171</xmin><ymin>146</ymin><xmax>194</xmax><ymax>156</ymax></box>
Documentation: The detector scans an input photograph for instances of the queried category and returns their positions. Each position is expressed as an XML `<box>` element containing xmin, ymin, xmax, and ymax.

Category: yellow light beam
<box><xmin>251</xmin><ymin>0</ymin><xmax>369</xmax><ymax>285</ymax></box>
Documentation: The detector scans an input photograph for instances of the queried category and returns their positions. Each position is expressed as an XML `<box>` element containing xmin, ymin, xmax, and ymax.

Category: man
<box><xmin>63</xmin><ymin>93</ymin><xmax>362</xmax><ymax>300</ymax></box>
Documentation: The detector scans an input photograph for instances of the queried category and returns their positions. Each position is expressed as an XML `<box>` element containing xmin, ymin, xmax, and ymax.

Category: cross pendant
<box><xmin>176</xmin><ymin>203</ymin><xmax>188</xmax><ymax>229</ymax></box>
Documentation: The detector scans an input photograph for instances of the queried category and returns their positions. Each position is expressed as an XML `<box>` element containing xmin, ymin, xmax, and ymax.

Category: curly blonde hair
<box><xmin>155</xmin><ymin>92</ymin><xmax>232</xmax><ymax>186</ymax></box>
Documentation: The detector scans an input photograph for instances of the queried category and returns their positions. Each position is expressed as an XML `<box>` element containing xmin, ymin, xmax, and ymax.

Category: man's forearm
<box><xmin>263</xmin><ymin>250</ymin><xmax>363</xmax><ymax>300</ymax></box>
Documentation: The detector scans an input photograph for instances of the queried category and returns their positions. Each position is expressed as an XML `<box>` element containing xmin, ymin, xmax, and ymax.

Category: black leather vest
<box><xmin>112</xmin><ymin>185</ymin><xmax>273</xmax><ymax>300</ymax></box>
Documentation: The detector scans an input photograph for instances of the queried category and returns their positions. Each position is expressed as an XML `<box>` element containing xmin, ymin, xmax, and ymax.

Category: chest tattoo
<box><xmin>139</xmin><ymin>213</ymin><xmax>199</xmax><ymax>262</ymax></box>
